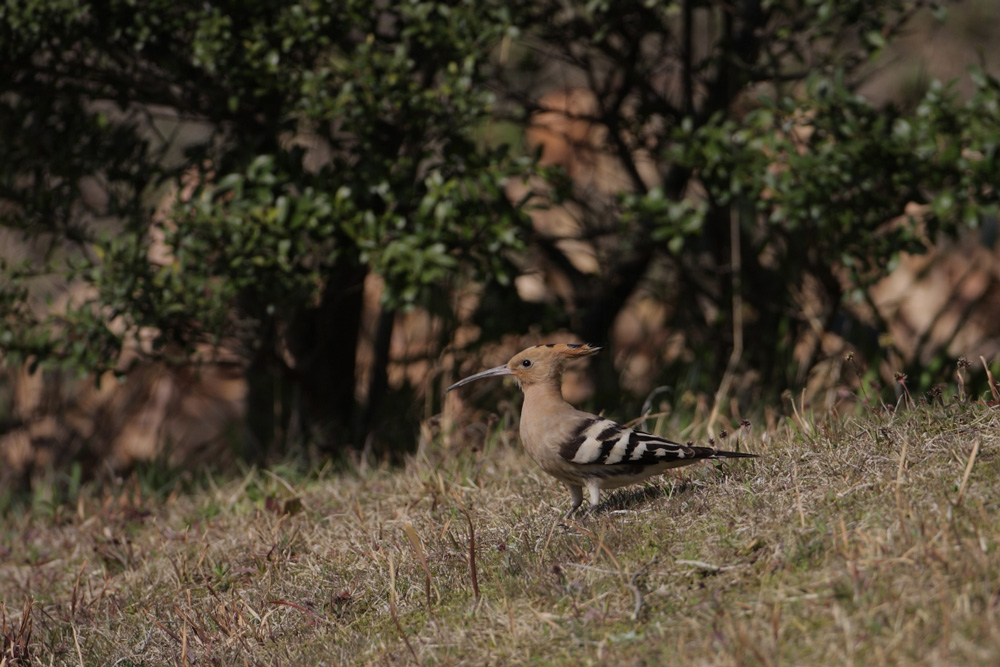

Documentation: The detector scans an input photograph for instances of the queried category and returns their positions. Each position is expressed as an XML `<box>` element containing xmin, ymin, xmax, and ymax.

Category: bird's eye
<box><xmin>521</xmin><ymin>359</ymin><xmax>532</xmax><ymax>368</ymax></box>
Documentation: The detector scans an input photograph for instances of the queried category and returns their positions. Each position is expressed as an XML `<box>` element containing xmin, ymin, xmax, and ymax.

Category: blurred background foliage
<box><xmin>1</xmin><ymin>0</ymin><xmax>999</xmax><ymax>487</ymax></box>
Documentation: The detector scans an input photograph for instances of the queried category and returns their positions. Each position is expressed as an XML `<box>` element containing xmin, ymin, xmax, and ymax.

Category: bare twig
<box><xmin>562</xmin><ymin>563</ymin><xmax>620</xmax><ymax>576</ymax></box>
<box><xmin>793</xmin><ymin>462</ymin><xmax>807</xmax><ymax>528</ymax></box>
<box><xmin>72</xmin><ymin>623</ymin><xmax>85</xmax><ymax>667</ymax></box>
<box><xmin>676</xmin><ymin>559</ymin><xmax>736</xmax><ymax>573</ymax></box>
<box><xmin>636</xmin><ymin>388</ymin><xmax>672</xmax><ymax>432</ymax></box>
<box><xmin>627</xmin><ymin>562</ymin><xmax>656</xmax><ymax>621</ymax></box>
<box><xmin>895</xmin><ymin>438</ymin><xmax>909</xmax><ymax>524</ymax></box>
<box><xmin>71</xmin><ymin>560</ymin><xmax>87</xmax><ymax>617</ymax></box>
<box><xmin>460</xmin><ymin>508</ymin><xmax>480</xmax><ymax>602</ymax></box>
<box><xmin>2</xmin><ymin>597</ymin><xmax>34</xmax><ymax>665</ymax></box>
<box><xmin>846</xmin><ymin>353</ymin><xmax>872</xmax><ymax>411</ymax></box>
<box><xmin>403</xmin><ymin>521</ymin><xmax>436</xmax><ymax>609</ymax></box>
<box><xmin>708</xmin><ymin>208</ymin><xmax>744</xmax><ymax>436</ymax></box>
<box><xmin>956</xmin><ymin>440</ymin><xmax>982</xmax><ymax>505</ymax></box>
<box><xmin>957</xmin><ymin>357</ymin><xmax>970</xmax><ymax>402</ymax></box>
<box><xmin>981</xmin><ymin>356</ymin><xmax>1000</xmax><ymax>404</ymax></box>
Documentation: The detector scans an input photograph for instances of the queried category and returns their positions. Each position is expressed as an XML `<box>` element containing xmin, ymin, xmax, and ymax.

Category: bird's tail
<box><xmin>714</xmin><ymin>449</ymin><xmax>758</xmax><ymax>458</ymax></box>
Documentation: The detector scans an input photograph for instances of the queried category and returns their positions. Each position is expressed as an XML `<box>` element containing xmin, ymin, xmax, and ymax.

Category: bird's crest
<box><xmin>531</xmin><ymin>342</ymin><xmax>602</xmax><ymax>360</ymax></box>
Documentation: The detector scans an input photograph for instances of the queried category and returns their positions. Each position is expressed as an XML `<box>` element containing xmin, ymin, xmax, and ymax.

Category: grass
<box><xmin>1</xmin><ymin>392</ymin><xmax>1000</xmax><ymax>665</ymax></box>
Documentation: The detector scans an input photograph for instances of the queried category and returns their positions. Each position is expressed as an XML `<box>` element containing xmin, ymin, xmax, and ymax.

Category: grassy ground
<box><xmin>2</xmin><ymin>392</ymin><xmax>1000</xmax><ymax>665</ymax></box>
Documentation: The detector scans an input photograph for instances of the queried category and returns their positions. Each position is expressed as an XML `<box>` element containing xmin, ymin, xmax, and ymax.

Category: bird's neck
<box><xmin>520</xmin><ymin>381</ymin><xmax>570</xmax><ymax>412</ymax></box>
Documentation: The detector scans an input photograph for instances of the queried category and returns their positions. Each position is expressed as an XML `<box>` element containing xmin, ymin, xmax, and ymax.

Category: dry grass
<box><xmin>1</xmin><ymin>394</ymin><xmax>999</xmax><ymax>665</ymax></box>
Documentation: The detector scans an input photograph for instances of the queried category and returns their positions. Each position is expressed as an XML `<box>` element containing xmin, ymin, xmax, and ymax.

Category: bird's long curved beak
<box><xmin>445</xmin><ymin>365</ymin><xmax>514</xmax><ymax>392</ymax></box>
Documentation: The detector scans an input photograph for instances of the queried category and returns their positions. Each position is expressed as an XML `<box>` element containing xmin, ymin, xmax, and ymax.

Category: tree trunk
<box><xmin>287</xmin><ymin>260</ymin><xmax>368</xmax><ymax>450</ymax></box>
<box><xmin>362</xmin><ymin>305</ymin><xmax>395</xmax><ymax>440</ymax></box>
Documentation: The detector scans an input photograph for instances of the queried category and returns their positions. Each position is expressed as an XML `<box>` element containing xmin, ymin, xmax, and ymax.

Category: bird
<box><xmin>446</xmin><ymin>342</ymin><xmax>757</xmax><ymax>518</ymax></box>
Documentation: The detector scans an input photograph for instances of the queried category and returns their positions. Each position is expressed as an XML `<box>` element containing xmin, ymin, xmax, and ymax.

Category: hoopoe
<box><xmin>447</xmin><ymin>343</ymin><xmax>757</xmax><ymax>518</ymax></box>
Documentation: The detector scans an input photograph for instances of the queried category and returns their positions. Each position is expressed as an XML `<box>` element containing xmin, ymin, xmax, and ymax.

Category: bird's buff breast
<box><xmin>518</xmin><ymin>410</ymin><xmax>587</xmax><ymax>485</ymax></box>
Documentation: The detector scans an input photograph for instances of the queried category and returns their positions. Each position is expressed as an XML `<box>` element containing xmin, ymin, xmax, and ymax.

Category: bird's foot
<box><xmin>559</xmin><ymin>504</ymin><xmax>599</xmax><ymax>528</ymax></box>
<box><xmin>559</xmin><ymin>506</ymin><xmax>584</xmax><ymax>528</ymax></box>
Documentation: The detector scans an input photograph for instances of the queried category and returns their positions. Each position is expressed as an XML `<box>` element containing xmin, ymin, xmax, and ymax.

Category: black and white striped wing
<box><xmin>560</xmin><ymin>417</ymin><xmax>713</xmax><ymax>467</ymax></box>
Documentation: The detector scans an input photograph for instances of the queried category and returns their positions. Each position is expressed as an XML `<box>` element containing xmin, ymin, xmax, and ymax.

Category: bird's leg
<box><xmin>563</xmin><ymin>484</ymin><xmax>584</xmax><ymax>520</ymax></box>
<box><xmin>579</xmin><ymin>481</ymin><xmax>601</xmax><ymax>519</ymax></box>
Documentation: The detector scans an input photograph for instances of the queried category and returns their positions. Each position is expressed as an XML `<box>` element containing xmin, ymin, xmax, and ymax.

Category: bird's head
<box><xmin>446</xmin><ymin>343</ymin><xmax>602</xmax><ymax>392</ymax></box>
